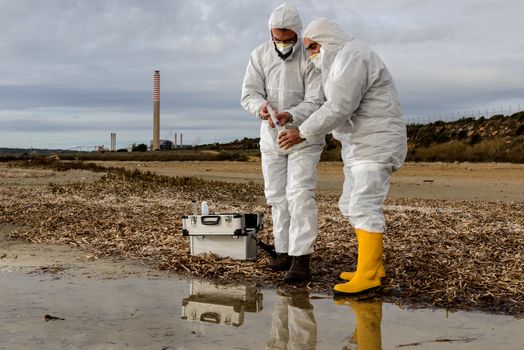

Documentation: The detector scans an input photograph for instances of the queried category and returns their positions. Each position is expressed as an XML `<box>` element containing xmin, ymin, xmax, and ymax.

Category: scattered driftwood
<box><xmin>396</xmin><ymin>337</ymin><xmax>477</xmax><ymax>348</ymax></box>
<box><xmin>1</xmin><ymin>167</ymin><xmax>523</xmax><ymax>316</ymax></box>
<box><xmin>43</xmin><ymin>314</ymin><xmax>65</xmax><ymax>321</ymax></box>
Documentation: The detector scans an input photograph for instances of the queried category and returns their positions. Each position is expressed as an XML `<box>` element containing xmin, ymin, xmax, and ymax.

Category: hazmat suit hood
<box><xmin>268</xmin><ymin>3</ymin><xmax>302</xmax><ymax>39</ymax></box>
<box><xmin>303</xmin><ymin>17</ymin><xmax>352</xmax><ymax>51</ymax></box>
<box><xmin>303</xmin><ymin>17</ymin><xmax>354</xmax><ymax>72</ymax></box>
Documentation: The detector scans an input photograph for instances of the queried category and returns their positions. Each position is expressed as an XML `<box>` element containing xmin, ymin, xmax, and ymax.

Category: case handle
<box><xmin>200</xmin><ymin>215</ymin><xmax>221</xmax><ymax>225</ymax></box>
<box><xmin>200</xmin><ymin>312</ymin><xmax>220</xmax><ymax>323</ymax></box>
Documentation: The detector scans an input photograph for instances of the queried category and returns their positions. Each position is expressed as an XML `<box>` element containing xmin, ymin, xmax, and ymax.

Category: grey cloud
<box><xmin>1</xmin><ymin>0</ymin><xmax>523</xmax><ymax>148</ymax></box>
<box><xmin>0</xmin><ymin>83</ymin><xmax>243</xmax><ymax>112</ymax></box>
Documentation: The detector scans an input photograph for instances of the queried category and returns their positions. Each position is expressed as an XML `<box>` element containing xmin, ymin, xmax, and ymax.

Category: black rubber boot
<box><xmin>268</xmin><ymin>253</ymin><xmax>292</xmax><ymax>271</ymax></box>
<box><xmin>283</xmin><ymin>255</ymin><xmax>311</xmax><ymax>283</ymax></box>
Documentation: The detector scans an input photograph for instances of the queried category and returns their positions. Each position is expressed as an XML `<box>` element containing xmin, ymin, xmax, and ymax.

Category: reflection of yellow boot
<box><xmin>334</xmin><ymin>299</ymin><xmax>383</xmax><ymax>350</ymax></box>
<box><xmin>352</xmin><ymin>301</ymin><xmax>383</xmax><ymax>350</ymax></box>
<box><xmin>339</xmin><ymin>229</ymin><xmax>385</xmax><ymax>281</ymax></box>
<box><xmin>334</xmin><ymin>230</ymin><xmax>383</xmax><ymax>294</ymax></box>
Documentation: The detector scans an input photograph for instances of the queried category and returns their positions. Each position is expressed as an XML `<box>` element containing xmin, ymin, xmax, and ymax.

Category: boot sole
<box><xmin>283</xmin><ymin>275</ymin><xmax>311</xmax><ymax>284</ymax></box>
<box><xmin>338</xmin><ymin>275</ymin><xmax>386</xmax><ymax>282</ymax></box>
<box><xmin>267</xmin><ymin>265</ymin><xmax>292</xmax><ymax>272</ymax></box>
<box><xmin>333</xmin><ymin>286</ymin><xmax>382</xmax><ymax>296</ymax></box>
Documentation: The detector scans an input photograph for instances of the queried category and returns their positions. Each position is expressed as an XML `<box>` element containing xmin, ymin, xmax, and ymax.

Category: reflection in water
<box><xmin>335</xmin><ymin>299</ymin><xmax>383</xmax><ymax>350</ymax></box>
<box><xmin>266</xmin><ymin>287</ymin><xmax>317</xmax><ymax>350</ymax></box>
<box><xmin>181</xmin><ymin>280</ymin><xmax>263</xmax><ymax>329</ymax></box>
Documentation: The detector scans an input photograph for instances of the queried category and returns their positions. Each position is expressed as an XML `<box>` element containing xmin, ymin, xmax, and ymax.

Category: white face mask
<box><xmin>275</xmin><ymin>42</ymin><xmax>294</xmax><ymax>55</ymax></box>
<box><xmin>310</xmin><ymin>50</ymin><xmax>322</xmax><ymax>69</ymax></box>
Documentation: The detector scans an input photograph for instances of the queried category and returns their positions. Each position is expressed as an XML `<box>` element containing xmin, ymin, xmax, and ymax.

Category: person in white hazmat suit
<box><xmin>241</xmin><ymin>3</ymin><xmax>325</xmax><ymax>282</ymax></box>
<box><xmin>278</xmin><ymin>17</ymin><xmax>407</xmax><ymax>294</ymax></box>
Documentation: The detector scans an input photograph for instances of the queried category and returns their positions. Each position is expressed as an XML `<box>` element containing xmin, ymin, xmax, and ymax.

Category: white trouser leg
<box><xmin>339</xmin><ymin>159</ymin><xmax>392</xmax><ymax>232</ymax></box>
<box><xmin>338</xmin><ymin>163</ymin><xmax>353</xmax><ymax>217</ymax></box>
<box><xmin>338</xmin><ymin>144</ymin><xmax>353</xmax><ymax>217</ymax></box>
<box><xmin>286</xmin><ymin>144</ymin><xmax>323</xmax><ymax>256</ymax></box>
<box><xmin>261</xmin><ymin>149</ymin><xmax>290</xmax><ymax>253</ymax></box>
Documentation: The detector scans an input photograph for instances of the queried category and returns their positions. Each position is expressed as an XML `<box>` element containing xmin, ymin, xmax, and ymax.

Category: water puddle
<box><xmin>1</xmin><ymin>270</ymin><xmax>522</xmax><ymax>349</ymax></box>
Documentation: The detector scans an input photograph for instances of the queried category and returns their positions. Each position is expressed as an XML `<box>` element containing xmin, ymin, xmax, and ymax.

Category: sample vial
<box><xmin>192</xmin><ymin>199</ymin><xmax>198</xmax><ymax>216</ymax></box>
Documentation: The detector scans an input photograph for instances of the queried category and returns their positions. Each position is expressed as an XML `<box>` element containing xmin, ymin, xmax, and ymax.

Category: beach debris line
<box><xmin>0</xmin><ymin>165</ymin><xmax>523</xmax><ymax>316</ymax></box>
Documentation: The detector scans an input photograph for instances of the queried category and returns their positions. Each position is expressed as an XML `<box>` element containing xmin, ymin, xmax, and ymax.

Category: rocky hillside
<box><xmin>408</xmin><ymin>113</ymin><xmax>523</xmax><ymax>147</ymax></box>
<box><xmin>407</xmin><ymin>112</ymin><xmax>524</xmax><ymax>162</ymax></box>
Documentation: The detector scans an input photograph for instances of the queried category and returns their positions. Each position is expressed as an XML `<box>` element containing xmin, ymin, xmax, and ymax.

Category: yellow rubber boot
<box><xmin>334</xmin><ymin>230</ymin><xmax>383</xmax><ymax>294</ymax></box>
<box><xmin>338</xmin><ymin>229</ymin><xmax>385</xmax><ymax>281</ymax></box>
<box><xmin>339</xmin><ymin>264</ymin><xmax>385</xmax><ymax>281</ymax></box>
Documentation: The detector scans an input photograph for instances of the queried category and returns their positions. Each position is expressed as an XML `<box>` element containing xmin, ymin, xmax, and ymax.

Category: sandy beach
<box><xmin>92</xmin><ymin>160</ymin><xmax>524</xmax><ymax>202</ymax></box>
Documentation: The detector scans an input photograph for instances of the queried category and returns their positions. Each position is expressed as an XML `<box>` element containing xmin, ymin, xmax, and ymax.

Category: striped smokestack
<box><xmin>152</xmin><ymin>70</ymin><xmax>160</xmax><ymax>151</ymax></box>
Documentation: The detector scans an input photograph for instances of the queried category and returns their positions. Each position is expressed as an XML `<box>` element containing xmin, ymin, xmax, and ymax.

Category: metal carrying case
<box><xmin>182</xmin><ymin>213</ymin><xmax>263</xmax><ymax>260</ymax></box>
<box><xmin>181</xmin><ymin>280</ymin><xmax>263</xmax><ymax>327</ymax></box>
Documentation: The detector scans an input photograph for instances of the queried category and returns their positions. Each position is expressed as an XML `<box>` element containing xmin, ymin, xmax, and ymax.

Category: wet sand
<box><xmin>1</xmin><ymin>223</ymin><xmax>523</xmax><ymax>350</ymax></box>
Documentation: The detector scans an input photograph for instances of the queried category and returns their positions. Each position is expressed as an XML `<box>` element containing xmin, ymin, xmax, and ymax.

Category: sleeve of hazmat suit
<box><xmin>240</xmin><ymin>50</ymin><xmax>267</xmax><ymax>118</ymax></box>
<box><xmin>298</xmin><ymin>49</ymin><xmax>369</xmax><ymax>139</ymax></box>
<box><xmin>241</xmin><ymin>43</ymin><xmax>324</xmax><ymax>127</ymax></box>
<box><xmin>284</xmin><ymin>62</ymin><xmax>324</xmax><ymax>125</ymax></box>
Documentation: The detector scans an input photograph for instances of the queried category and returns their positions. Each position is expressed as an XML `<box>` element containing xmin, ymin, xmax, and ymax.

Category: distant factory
<box><xmin>150</xmin><ymin>131</ymin><xmax>184</xmax><ymax>150</ymax></box>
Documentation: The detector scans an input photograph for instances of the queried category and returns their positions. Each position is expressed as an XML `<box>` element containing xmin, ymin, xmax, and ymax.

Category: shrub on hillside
<box><xmin>408</xmin><ymin>139</ymin><xmax>524</xmax><ymax>163</ymax></box>
<box><xmin>132</xmin><ymin>144</ymin><xmax>148</xmax><ymax>152</ymax></box>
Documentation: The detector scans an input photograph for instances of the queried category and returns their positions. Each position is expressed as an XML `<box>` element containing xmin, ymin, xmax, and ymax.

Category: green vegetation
<box><xmin>408</xmin><ymin>139</ymin><xmax>524</xmax><ymax>163</ymax></box>
<box><xmin>0</xmin><ymin>149</ymin><xmax>251</xmax><ymax>163</ymax></box>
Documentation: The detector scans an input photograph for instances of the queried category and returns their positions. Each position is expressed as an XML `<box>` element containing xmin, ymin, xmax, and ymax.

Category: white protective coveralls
<box><xmin>241</xmin><ymin>3</ymin><xmax>325</xmax><ymax>256</ymax></box>
<box><xmin>299</xmin><ymin>18</ymin><xmax>407</xmax><ymax>233</ymax></box>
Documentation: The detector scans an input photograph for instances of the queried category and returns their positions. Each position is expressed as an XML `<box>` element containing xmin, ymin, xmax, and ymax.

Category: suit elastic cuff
<box><xmin>255</xmin><ymin>102</ymin><xmax>266</xmax><ymax>118</ymax></box>
<box><xmin>298</xmin><ymin>127</ymin><xmax>309</xmax><ymax>142</ymax></box>
<box><xmin>285</xmin><ymin>108</ymin><xmax>304</xmax><ymax>123</ymax></box>
<box><xmin>282</xmin><ymin>111</ymin><xmax>294</xmax><ymax>124</ymax></box>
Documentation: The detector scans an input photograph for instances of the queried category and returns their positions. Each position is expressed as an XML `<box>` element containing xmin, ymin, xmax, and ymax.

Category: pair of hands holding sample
<box><xmin>259</xmin><ymin>102</ymin><xmax>304</xmax><ymax>150</ymax></box>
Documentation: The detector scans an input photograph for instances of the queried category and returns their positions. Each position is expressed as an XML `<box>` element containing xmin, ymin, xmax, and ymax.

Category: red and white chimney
<box><xmin>152</xmin><ymin>70</ymin><xmax>160</xmax><ymax>151</ymax></box>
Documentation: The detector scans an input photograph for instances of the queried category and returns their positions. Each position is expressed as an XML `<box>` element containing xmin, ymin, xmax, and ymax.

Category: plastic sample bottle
<box><xmin>201</xmin><ymin>201</ymin><xmax>209</xmax><ymax>215</ymax></box>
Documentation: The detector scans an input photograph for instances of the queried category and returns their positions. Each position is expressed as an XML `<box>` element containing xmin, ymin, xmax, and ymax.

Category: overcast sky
<box><xmin>1</xmin><ymin>0</ymin><xmax>523</xmax><ymax>149</ymax></box>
